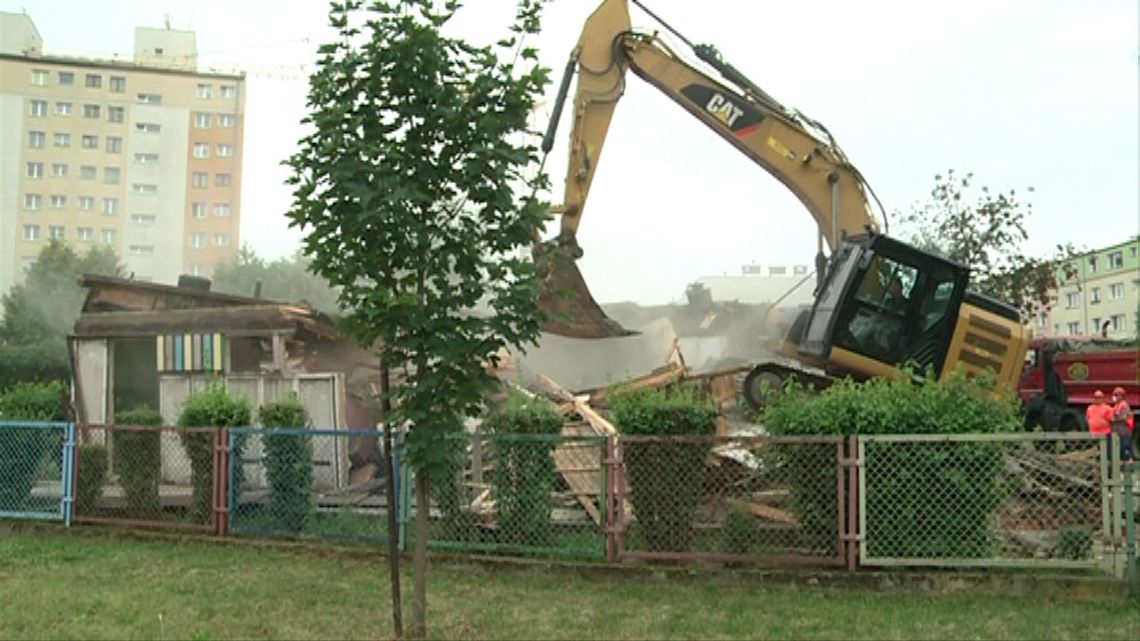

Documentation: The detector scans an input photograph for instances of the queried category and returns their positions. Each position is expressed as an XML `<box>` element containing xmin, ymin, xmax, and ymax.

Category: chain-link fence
<box><xmin>858</xmin><ymin>432</ymin><xmax>1114</xmax><ymax>569</ymax></box>
<box><xmin>228</xmin><ymin>427</ymin><xmax>402</xmax><ymax>545</ymax></box>
<box><xmin>1123</xmin><ymin>461</ymin><xmax>1138</xmax><ymax>596</ymax></box>
<box><xmin>405</xmin><ymin>432</ymin><xmax>608</xmax><ymax>560</ymax></box>
<box><xmin>72</xmin><ymin>424</ymin><xmax>224</xmax><ymax>533</ymax></box>
<box><xmin>612</xmin><ymin>435</ymin><xmax>848</xmax><ymax>566</ymax></box>
<box><xmin>0</xmin><ymin>421</ymin><xmax>74</xmax><ymax>523</ymax></box>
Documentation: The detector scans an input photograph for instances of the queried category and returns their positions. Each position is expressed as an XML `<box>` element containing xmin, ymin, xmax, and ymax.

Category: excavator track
<box><xmin>741</xmin><ymin>361</ymin><xmax>834</xmax><ymax>415</ymax></box>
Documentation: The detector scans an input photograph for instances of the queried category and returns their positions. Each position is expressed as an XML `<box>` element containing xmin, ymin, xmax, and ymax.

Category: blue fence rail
<box><xmin>0</xmin><ymin>421</ymin><xmax>74</xmax><ymax>524</ymax></box>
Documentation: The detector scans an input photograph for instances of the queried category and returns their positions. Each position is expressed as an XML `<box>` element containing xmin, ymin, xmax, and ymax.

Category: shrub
<box><xmin>259</xmin><ymin>394</ymin><xmax>314</xmax><ymax>533</ymax></box>
<box><xmin>176</xmin><ymin>381</ymin><xmax>252</xmax><ymax>523</ymax></box>
<box><xmin>1056</xmin><ymin>526</ymin><xmax>1093</xmax><ymax>560</ymax></box>
<box><xmin>722</xmin><ymin>503</ymin><xmax>759</xmax><ymax>556</ymax></box>
<box><xmin>610</xmin><ymin>385</ymin><xmax>718</xmax><ymax>552</ymax></box>
<box><xmin>112</xmin><ymin>405</ymin><xmax>163</xmax><ymax>517</ymax></box>
<box><xmin>484</xmin><ymin>392</ymin><xmax>564</xmax><ymax>547</ymax></box>
<box><xmin>763</xmin><ymin>368</ymin><xmax>1022</xmax><ymax>559</ymax></box>
<box><xmin>0</xmin><ymin>381</ymin><xmax>67</xmax><ymax>510</ymax></box>
<box><xmin>0</xmin><ymin>342</ymin><xmax>70</xmax><ymax>394</ymax></box>
<box><xmin>76</xmin><ymin>443</ymin><xmax>108</xmax><ymax>514</ymax></box>
<box><xmin>429</xmin><ymin>440</ymin><xmax>479</xmax><ymax>543</ymax></box>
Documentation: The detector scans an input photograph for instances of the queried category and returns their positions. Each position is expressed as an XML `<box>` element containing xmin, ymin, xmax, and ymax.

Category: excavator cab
<box><xmin>797</xmin><ymin>233</ymin><xmax>972</xmax><ymax>379</ymax></box>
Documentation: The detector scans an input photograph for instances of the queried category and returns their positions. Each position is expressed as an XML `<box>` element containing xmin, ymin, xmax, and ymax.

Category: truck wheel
<box><xmin>1057</xmin><ymin>409</ymin><xmax>1086</xmax><ymax>433</ymax></box>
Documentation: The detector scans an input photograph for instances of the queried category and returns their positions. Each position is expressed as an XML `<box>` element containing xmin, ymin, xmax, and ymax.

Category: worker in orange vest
<box><xmin>1110</xmin><ymin>386</ymin><xmax>1133</xmax><ymax>462</ymax></box>
<box><xmin>1086</xmin><ymin>390</ymin><xmax>1113</xmax><ymax>435</ymax></box>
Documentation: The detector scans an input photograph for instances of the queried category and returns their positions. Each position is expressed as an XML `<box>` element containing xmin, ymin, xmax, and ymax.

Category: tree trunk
<box><xmin>380</xmin><ymin>361</ymin><xmax>402</xmax><ymax>638</ymax></box>
<box><xmin>410</xmin><ymin>472</ymin><xmax>429</xmax><ymax>638</ymax></box>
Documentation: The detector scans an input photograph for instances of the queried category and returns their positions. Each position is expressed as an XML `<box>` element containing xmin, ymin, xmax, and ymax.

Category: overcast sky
<box><xmin>9</xmin><ymin>0</ymin><xmax>1137</xmax><ymax>304</ymax></box>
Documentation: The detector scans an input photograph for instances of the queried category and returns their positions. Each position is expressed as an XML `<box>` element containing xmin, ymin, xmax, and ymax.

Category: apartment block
<box><xmin>1032</xmin><ymin>236</ymin><xmax>1140</xmax><ymax>340</ymax></box>
<box><xmin>0</xmin><ymin>11</ymin><xmax>244</xmax><ymax>297</ymax></box>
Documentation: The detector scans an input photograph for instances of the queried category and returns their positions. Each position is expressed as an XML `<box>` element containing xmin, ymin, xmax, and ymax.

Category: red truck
<box><xmin>1019</xmin><ymin>337</ymin><xmax>1139</xmax><ymax>431</ymax></box>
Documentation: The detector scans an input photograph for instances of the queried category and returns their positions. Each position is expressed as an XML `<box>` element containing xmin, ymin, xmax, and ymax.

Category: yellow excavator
<box><xmin>535</xmin><ymin>0</ymin><xmax>1030</xmax><ymax>410</ymax></box>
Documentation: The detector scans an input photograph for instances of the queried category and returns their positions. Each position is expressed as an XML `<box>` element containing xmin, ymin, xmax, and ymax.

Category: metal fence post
<box><xmin>226</xmin><ymin>428</ymin><xmax>237</xmax><ymax>537</ymax></box>
<box><xmin>845</xmin><ymin>435</ymin><xmax>859</xmax><ymax>572</ymax></box>
<box><xmin>1124</xmin><ymin>463</ymin><xmax>1136</xmax><ymax>596</ymax></box>
<box><xmin>857</xmin><ymin>436</ymin><xmax>867</xmax><ymax>565</ymax></box>
<box><xmin>62</xmin><ymin>422</ymin><xmax>76</xmax><ymax>527</ymax></box>
<box><xmin>604</xmin><ymin>434</ymin><xmax>616</xmax><ymax>564</ymax></box>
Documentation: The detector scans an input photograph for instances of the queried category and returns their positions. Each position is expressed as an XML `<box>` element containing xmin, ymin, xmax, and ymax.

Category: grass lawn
<box><xmin>0</xmin><ymin>524</ymin><xmax>1135</xmax><ymax>640</ymax></box>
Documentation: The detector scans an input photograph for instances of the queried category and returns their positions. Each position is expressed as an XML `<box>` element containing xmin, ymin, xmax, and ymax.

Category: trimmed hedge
<box><xmin>763</xmin><ymin>368</ymin><xmax>1022</xmax><ymax>559</ymax></box>
<box><xmin>76</xmin><ymin>444</ymin><xmax>108</xmax><ymax>513</ymax></box>
<box><xmin>112</xmin><ymin>405</ymin><xmax>163</xmax><ymax>517</ymax></box>
<box><xmin>176</xmin><ymin>382</ymin><xmax>252</xmax><ymax>523</ymax></box>
<box><xmin>610</xmin><ymin>385</ymin><xmax>718</xmax><ymax>552</ymax></box>
<box><xmin>0</xmin><ymin>381</ymin><xmax>67</xmax><ymax>510</ymax></box>
<box><xmin>0</xmin><ymin>342</ymin><xmax>69</xmax><ymax>394</ymax></box>
<box><xmin>484</xmin><ymin>393</ymin><xmax>564</xmax><ymax>547</ymax></box>
<box><xmin>259</xmin><ymin>394</ymin><xmax>314</xmax><ymax>533</ymax></box>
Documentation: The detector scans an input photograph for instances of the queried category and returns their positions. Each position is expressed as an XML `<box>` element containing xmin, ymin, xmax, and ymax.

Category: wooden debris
<box><xmin>727</xmin><ymin>497</ymin><xmax>799</xmax><ymax>525</ymax></box>
<box><xmin>582</xmin><ymin>363</ymin><xmax>687</xmax><ymax>408</ymax></box>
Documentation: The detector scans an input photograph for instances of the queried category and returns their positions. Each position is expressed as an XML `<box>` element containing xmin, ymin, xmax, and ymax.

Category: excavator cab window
<box><xmin>800</xmin><ymin>234</ymin><xmax>969</xmax><ymax>374</ymax></box>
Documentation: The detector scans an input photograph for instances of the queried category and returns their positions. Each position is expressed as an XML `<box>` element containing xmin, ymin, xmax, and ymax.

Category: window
<box><xmin>30</xmin><ymin>100</ymin><xmax>47</xmax><ymax>117</ymax></box>
<box><xmin>106</xmin><ymin>136</ymin><xmax>122</xmax><ymax>153</ymax></box>
<box><xmin>130</xmin><ymin>214</ymin><xmax>156</xmax><ymax>225</ymax></box>
<box><xmin>104</xmin><ymin>167</ymin><xmax>121</xmax><ymax>184</ymax></box>
<box><xmin>1134</xmin><ymin>278</ymin><xmax>1140</xmax><ymax>291</ymax></box>
<box><xmin>196</xmin><ymin>84</ymin><xmax>213</xmax><ymax>99</ymax></box>
<box><xmin>212</xmin><ymin>233</ymin><xmax>230</xmax><ymax>247</ymax></box>
<box><xmin>193</xmin><ymin>143</ymin><xmax>210</xmax><ymax>159</ymax></box>
<box><xmin>50</xmin><ymin>195</ymin><xmax>66</xmax><ymax>209</ymax></box>
<box><xmin>84</xmin><ymin>104</ymin><xmax>101</xmax><ymax>119</ymax></box>
<box><xmin>58</xmin><ymin>71</ymin><xmax>74</xmax><ymax>86</ymax></box>
<box><xmin>218</xmin><ymin>114</ymin><xmax>235</xmax><ymax>128</ymax></box>
<box><xmin>134</xmin><ymin>153</ymin><xmax>159</xmax><ymax>164</ymax></box>
<box><xmin>54</xmin><ymin>101</ymin><xmax>72</xmax><ymax>116</ymax></box>
<box><xmin>215</xmin><ymin>173</ymin><xmax>232</xmax><ymax>187</ymax></box>
<box><xmin>49</xmin><ymin>226</ymin><xmax>65</xmax><ymax>240</ymax></box>
<box><xmin>192</xmin><ymin>172</ymin><xmax>208</xmax><ymax>188</ymax></box>
<box><xmin>190</xmin><ymin>264</ymin><xmax>204</xmax><ymax>277</ymax></box>
<box><xmin>1067</xmin><ymin>321</ymin><xmax>1080</xmax><ymax>335</ymax></box>
<box><xmin>102</xmin><ymin>198</ymin><xmax>118</xmax><ymax>215</ymax></box>
<box><xmin>79</xmin><ymin>196</ymin><xmax>95</xmax><ymax>211</ymax></box>
<box><xmin>25</xmin><ymin>162</ymin><xmax>43</xmax><ymax>178</ymax></box>
<box><xmin>82</xmin><ymin>135</ymin><xmax>98</xmax><ymax>149</ymax></box>
<box><xmin>1109</xmin><ymin>251</ymin><xmax>1124</xmax><ymax>269</ymax></box>
<box><xmin>1109</xmin><ymin>283</ymin><xmax>1125</xmax><ymax>300</ymax></box>
<box><xmin>1111</xmin><ymin>314</ymin><xmax>1126</xmax><ymax>331</ymax></box>
<box><xmin>1036</xmin><ymin>312</ymin><xmax>1048</xmax><ymax>329</ymax></box>
<box><xmin>135</xmin><ymin>122</ymin><xmax>161</xmax><ymax>134</ymax></box>
<box><xmin>220</xmin><ymin>85</ymin><xmax>237</xmax><ymax>99</ymax></box>
<box><xmin>24</xmin><ymin>194</ymin><xmax>42</xmax><ymax>210</ymax></box>
<box><xmin>77</xmin><ymin>227</ymin><xmax>93</xmax><ymax>242</ymax></box>
<box><xmin>23</xmin><ymin>225</ymin><xmax>40</xmax><ymax>241</ymax></box>
<box><xmin>107</xmin><ymin>106</ymin><xmax>124</xmax><ymax>123</ymax></box>
<box><xmin>1092</xmin><ymin>317</ymin><xmax>1101</xmax><ymax>332</ymax></box>
<box><xmin>1090</xmin><ymin>286</ymin><xmax>1101</xmax><ymax>304</ymax></box>
<box><xmin>109</xmin><ymin>76</ymin><xmax>126</xmax><ymax>92</ymax></box>
<box><xmin>132</xmin><ymin>183</ymin><xmax>158</xmax><ymax>195</ymax></box>
<box><xmin>129</xmin><ymin>244</ymin><xmax>154</xmax><ymax>256</ymax></box>
<box><xmin>31</xmin><ymin>69</ymin><xmax>49</xmax><ymax>86</ymax></box>
<box><xmin>79</xmin><ymin>165</ymin><xmax>96</xmax><ymax>180</ymax></box>
<box><xmin>214</xmin><ymin>203</ymin><xmax>231</xmax><ymax>217</ymax></box>
<box><xmin>85</xmin><ymin>74</ymin><xmax>102</xmax><ymax>88</ymax></box>
<box><xmin>28</xmin><ymin>131</ymin><xmax>45</xmax><ymax>148</ymax></box>
<box><xmin>191</xmin><ymin>202</ymin><xmax>207</xmax><ymax>218</ymax></box>
<box><xmin>1065</xmin><ymin>292</ymin><xmax>1080</xmax><ymax>309</ymax></box>
<box><xmin>51</xmin><ymin>163</ymin><xmax>68</xmax><ymax>178</ymax></box>
<box><xmin>194</xmin><ymin>112</ymin><xmax>211</xmax><ymax>128</ymax></box>
<box><xmin>137</xmin><ymin>93</ymin><xmax>161</xmax><ymax>105</ymax></box>
<box><xmin>53</xmin><ymin>133</ymin><xmax>70</xmax><ymax>147</ymax></box>
<box><xmin>1088</xmin><ymin>256</ymin><xmax>1098</xmax><ymax>273</ymax></box>
<box><xmin>1053</xmin><ymin>323</ymin><xmax>1060</xmax><ymax>335</ymax></box>
<box><xmin>101</xmin><ymin>229</ymin><xmax>116</xmax><ymax>245</ymax></box>
<box><xmin>190</xmin><ymin>233</ymin><xmax>205</xmax><ymax>248</ymax></box>
<box><xmin>216</xmin><ymin>143</ymin><xmax>234</xmax><ymax>157</ymax></box>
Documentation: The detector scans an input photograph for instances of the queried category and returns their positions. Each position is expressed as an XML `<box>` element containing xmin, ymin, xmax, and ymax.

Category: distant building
<box><xmin>693</xmin><ymin>263</ymin><xmax>816</xmax><ymax>307</ymax></box>
<box><xmin>1033</xmin><ymin>236</ymin><xmax>1140</xmax><ymax>340</ymax></box>
<box><xmin>0</xmin><ymin>11</ymin><xmax>245</xmax><ymax>298</ymax></box>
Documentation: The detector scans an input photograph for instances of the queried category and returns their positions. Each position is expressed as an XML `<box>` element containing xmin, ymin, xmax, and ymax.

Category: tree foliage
<box><xmin>211</xmin><ymin>244</ymin><xmax>342</xmax><ymax>315</ymax></box>
<box><xmin>285</xmin><ymin>0</ymin><xmax>550</xmax><ymax>478</ymax></box>
<box><xmin>898</xmin><ymin>170</ymin><xmax>1079</xmax><ymax>317</ymax></box>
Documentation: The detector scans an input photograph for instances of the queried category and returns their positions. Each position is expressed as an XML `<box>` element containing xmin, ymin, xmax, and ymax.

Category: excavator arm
<box><xmin>537</xmin><ymin>0</ymin><xmax>884</xmax><ymax>338</ymax></box>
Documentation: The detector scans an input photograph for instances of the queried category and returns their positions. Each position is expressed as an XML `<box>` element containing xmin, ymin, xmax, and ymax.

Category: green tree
<box><xmin>211</xmin><ymin>244</ymin><xmax>342</xmax><ymax>314</ymax></box>
<box><xmin>0</xmin><ymin>240</ymin><xmax>122</xmax><ymax>390</ymax></box>
<box><xmin>284</xmin><ymin>1</ymin><xmax>550</xmax><ymax>636</ymax></box>
<box><xmin>898</xmin><ymin>170</ymin><xmax>1079</xmax><ymax>318</ymax></box>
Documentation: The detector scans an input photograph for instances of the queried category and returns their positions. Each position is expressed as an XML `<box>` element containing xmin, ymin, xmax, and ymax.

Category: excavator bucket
<box><xmin>534</xmin><ymin>243</ymin><xmax>635</xmax><ymax>339</ymax></box>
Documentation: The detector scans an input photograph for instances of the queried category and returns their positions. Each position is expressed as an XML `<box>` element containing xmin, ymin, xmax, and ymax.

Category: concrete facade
<box><xmin>0</xmin><ymin>11</ymin><xmax>244</xmax><ymax>297</ymax></box>
<box><xmin>1033</xmin><ymin>236</ymin><xmax>1140</xmax><ymax>340</ymax></box>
